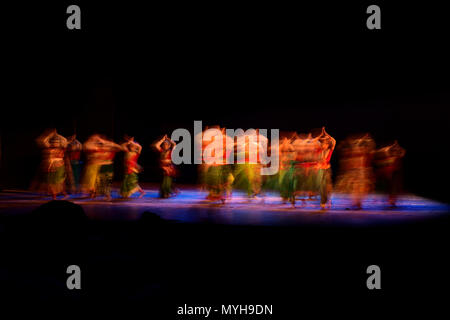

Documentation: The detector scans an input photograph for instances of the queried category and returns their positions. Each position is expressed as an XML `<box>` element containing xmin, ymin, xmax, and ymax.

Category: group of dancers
<box><xmin>33</xmin><ymin>127</ymin><xmax>405</xmax><ymax>209</ymax></box>
<box><xmin>195</xmin><ymin>126</ymin><xmax>336</xmax><ymax>208</ymax></box>
<box><xmin>266</xmin><ymin>128</ymin><xmax>336</xmax><ymax>208</ymax></box>
<box><xmin>35</xmin><ymin>129</ymin><xmax>145</xmax><ymax>200</ymax></box>
<box><xmin>335</xmin><ymin>134</ymin><xmax>405</xmax><ymax>209</ymax></box>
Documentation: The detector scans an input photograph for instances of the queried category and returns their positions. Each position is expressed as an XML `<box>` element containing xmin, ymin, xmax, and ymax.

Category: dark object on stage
<box><xmin>32</xmin><ymin>200</ymin><xmax>87</xmax><ymax>223</ymax></box>
<box><xmin>30</xmin><ymin>200</ymin><xmax>87</xmax><ymax>240</ymax></box>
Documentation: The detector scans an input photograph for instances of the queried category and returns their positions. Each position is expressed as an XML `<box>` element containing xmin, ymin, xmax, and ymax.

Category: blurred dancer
<box><xmin>82</xmin><ymin>135</ymin><xmax>122</xmax><ymax>200</ymax></box>
<box><xmin>36</xmin><ymin>129</ymin><xmax>68</xmax><ymax>200</ymax></box>
<box><xmin>32</xmin><ymin>128</ymin><xmax>53</xmax><ymax>193</ymax></box>
<box><xmin>317</xmin><ymin>127</ymin><xmax>336</xmax><ymax>209</ymax></box>
<box><xmin>204</xmin><ymin>127</ymin><xmax>234</xmax><ymax>203</ymax></box>
<box><xmin>277</xmin><ymin>134</ymin><xmax>297</xmax><ymax>202</ymax></box>
<box><xmin>154</xmin><ymin>135</ymin><xmax>177</xmax><ymax>198</ymax></box>
<box><xmin>291</xmin><ymin>132</ymin><xmax>322</xmax><ymax>206</ymax></box>
<box><xmin>66</xmin><ymin>134</ymin><xmax>83</xmax><ymax>193</ymax></box>
<box><xmin>276</xmin><ymin>132</ymin><xmax>300</xmax><ymax>205</ymax></box>
<box><xmin>120</xmin><ymin>136</ymin><xmax>145</xmax><ymax>199</ymax></box>
<box><xmin>81</xmin><ymin>134</ymin><xmax>103</xmax><ymax>198</ymax></box>
<box><xmin>262</xmin><ymin>131</ymin><xmax>305</xmax><ymax>203</ymax></box>
<box><xmin>95</xmin><ymin>136</ymin><xmax>123</xmax><ymax>201</ymax></box>
<box><xmin>335</xmin><ymin>134</ymin><xmax>375</xmax><ymax>209</ymax></box>
<box><xmin>374</xmin><ymin>141</ymin><xmax>405</xmax><ymax>207</ymax></box>
<box><xmin>233</xmin><ymin>130</ymin><xmax>263</xmax><ymax>198</ymax></box>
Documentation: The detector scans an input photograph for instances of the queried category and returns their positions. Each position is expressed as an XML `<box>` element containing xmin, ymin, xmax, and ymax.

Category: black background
<box><xmin>1</xmin><ymin>1</ymin><xmax>449</xmax><ymax>316</ymax></box>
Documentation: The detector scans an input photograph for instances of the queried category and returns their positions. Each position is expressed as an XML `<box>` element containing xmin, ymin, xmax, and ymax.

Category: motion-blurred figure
<box><xmin>120</xmin><ymin>136</ymin><xmax>145</xmax><ymax>199</ymax></box>
<box><xmin>154</xmin><ymin>135</ymin><xmax>177</xmax><ymax>198</ymax></box>
<box><xmin>278</xmin><ymin>134</ymin><xmax>296</xmax><ymax>202</ymax></box>
<box><xmin>203</xmin><ymin>127</ymin><xmax>234</xmax><ymax>203</ymax></box>
<box><xmin>81</xmin><ymin>134</ymin><xmax>103</xmax><ymax>198</ymax></box>
<box><xmin>233</xmin><ymin>129</ymin><xmax>264</xmax><ymax>199</ymax></box>
<box><xmin>36</xmin><ymin>129</ymin><xmax>68</xmax><ymax>200</ymax></box>
<box><xmin>316</xmin><ymin>127</ymin><xmax>336</xmax><ymax>209</ymax></box>
<box><xmin>66</xmin><ymin>134</ymin><xmax>83</xmax><ymax>193</ymax></box>
<box><xmin>290</xmin><ymin>132</ymin><xmax>322</xmax><ymax>206</ymax></box>
<box><xmin>263</xmin><ymin>132</ymin><xmax>296</xmax><ymax>202</ymax></box>
<box><xmin>82</xmin><ymin>134</ymin><xmax>123</xmax><ymax>200</ymax></box>
<box><xmin>374</xmin><ymin>141</ymin><xmax>405</xmax><ymax>208</ymax></box>
<box><xmin>335</xmin><ymin>133</ymin><xmax>375</xmax><ymax>209</ymax></box>
<box><xmin>265</xmin><ymin>128</ymin><xmax>335</xmax><ymax>208</ymax></box>
<box><xmin>95</xmin><ymin>136</ymin><xmax>123</xmax><ymax>201</ymax></box>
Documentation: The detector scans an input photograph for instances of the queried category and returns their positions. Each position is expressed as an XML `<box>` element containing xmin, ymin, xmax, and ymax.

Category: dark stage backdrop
<box><xmin>2</xmin><ymin>1</ymin><xmax>449</xmax><ymax>202</ymax></box>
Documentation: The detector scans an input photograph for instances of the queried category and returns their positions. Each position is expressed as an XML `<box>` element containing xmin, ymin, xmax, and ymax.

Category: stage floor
<box><xmin>0</xmin><ymin>185</ymin><xmax>448</xmax><ymax>226</ymax></box>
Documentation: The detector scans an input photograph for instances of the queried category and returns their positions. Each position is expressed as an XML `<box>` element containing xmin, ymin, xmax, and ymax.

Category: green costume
<box><xmin>205</xmin><ymin>165</ymin><xmax>233</xmax><ymax>200</ymax></box>
<box><xmin>233</xmin><ymin>163</ymin><xmax>262</xmax><ymax>197</ymax></box>
<box><xmin>96</xmin><ymin>164</ymin><xmax>114</xmax><ymax>197</ymax></box>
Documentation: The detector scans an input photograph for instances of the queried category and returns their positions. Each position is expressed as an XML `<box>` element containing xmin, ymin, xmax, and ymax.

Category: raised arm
<box><xmin>56</xmin><ymin>134</ymin><xmax>68</xmax><ymax>148</ymax></box>
<box><xmin>72</xmin><ymin>139</ymin><xmax>83</xmax><ymax>151</ymax></box>
<box><xmin>107</xmin><ymin>140</ymin><xmax>124</xmax><ymax>152</ymax></box>
<box><xmin>36</xmin><ymin>130</ymin><xmax>55</xmax><ymax>148</ymax></box>
<box><xmin>134</xmin><ymin>142</ymin><xmax>143</xmax><ymax>154</ymax></box>
<box><xmin>168</xmin><ymin>137</ymin><xmax>176</xmax><ymax>148</ymax></box>
<box><xmin>123</xmin><ymin>140</ymin><xmax>143</xmax><ymax>154</ymax></box>
<box><xmin>84</xmin><ymin>136</ymin><xmax>101</xmax><ymax>152</ymax></box>
<box><xmin>153</xmin><ymin>135</ymin><xmax>168</xmax><ymax>152</ymax></box>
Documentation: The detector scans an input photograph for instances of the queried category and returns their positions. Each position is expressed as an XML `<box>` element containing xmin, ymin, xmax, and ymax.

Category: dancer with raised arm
<box><xmin>154</xmin><ymin>134</ymin><xmax>177</xmax><ymax>198</ymax></box>
<box><xmin>317</xmin><ymin>127</ymin><xmax>336</xmax><ymax>209</ymax></box>
<box><xmin>335</xmin><ymin>133</ymin><xmax>375</xmax><ymax>210</ymax></box>
<box><xmin>374</xmin><ymin>141</ymin><xmax>405</xmax><ymax>208</ymax></box>
<box><xmin>36</xmin><ymin>129</ymin><xmax>68</xmax><ymax>200</ymax></box>
<box><xmin>290</xmin><ymin>132</ymin><xmax>322</xmax><ymax>206</ymax></box>
<box><xmin>120</xmin><ymin>136</ymin><xmax>145</xmax><ymax>199</ymax></box>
